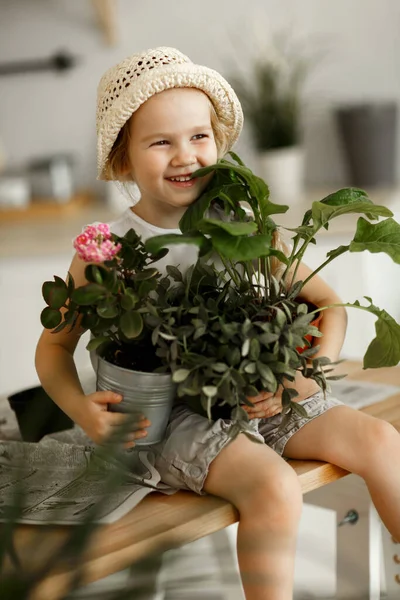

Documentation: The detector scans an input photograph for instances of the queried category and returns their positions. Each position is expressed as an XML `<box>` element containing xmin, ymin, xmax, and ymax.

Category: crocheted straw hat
<box><xmin>96</xmin><ymin>46</ymin><xmax>243</xmax><ymax>180</ymax></box>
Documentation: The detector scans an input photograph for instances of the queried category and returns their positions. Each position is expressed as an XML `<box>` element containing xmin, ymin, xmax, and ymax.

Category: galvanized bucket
<box><xmin>96</xmin><ymin>356</ymin><xmax>175</xmax><ymax>446</ymax></box>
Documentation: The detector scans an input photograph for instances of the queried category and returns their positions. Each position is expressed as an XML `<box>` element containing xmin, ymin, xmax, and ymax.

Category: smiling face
<box><xmin>125</xmin><ymin>88</ymin><xmax>218</xmax><ymax>228</ymax></box>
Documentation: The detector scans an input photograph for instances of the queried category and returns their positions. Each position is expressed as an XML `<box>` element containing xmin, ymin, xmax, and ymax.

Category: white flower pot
<box><xmin>257</xmin><ymin>146</ymin><xmax>305</xmax><ymax>203</ymax></box>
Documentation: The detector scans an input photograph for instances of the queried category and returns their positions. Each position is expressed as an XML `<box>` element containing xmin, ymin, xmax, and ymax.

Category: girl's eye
<box><xmin>192</xmin><ymin>134</ymin><xmax>208</xmax><ymax>140</ymax></box>
<box><xmin>152</xmin><ymin>140</ymin><xmax>169</xmax><ymax>146</ymax></box>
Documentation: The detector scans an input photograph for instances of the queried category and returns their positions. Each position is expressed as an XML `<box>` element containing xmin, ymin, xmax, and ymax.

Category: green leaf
<box><xmin>274</xmin><ymin>307</ymin><xmax>287</xmax><ymax>329</ymax></box>
<box><xmin>244</xmin><ymin>362</ymin><xmax>257</xmax><ymax>374</ymax></box>
<box><xmin>226</xmin><ymin>347</ymin><xmax>241</xmax><ymax>366</ymax></box>
<box><xmin>144</xmin><ymin>232</ymin><xmax>207</xmax><ymax>254</ymax></box>
<box><xmin>42</xmin><ymin>279</ymin><xmax>69</xmax><ymax>309</ymax></box>
<box><xmin>230</xmin><ymin>406</ymin><xmax>250</xmax><ymax>421</ymax></box>
<box><xmin>249</xmin><ymin>338</ymin><xmax>261</xmax><ymax>360</ymax></box>
<box><xmin>211</xmin><ymin>362</ymin><xmax>228</xmax><ymax>373</ymax></box>
<box><xmin>96</xmin><ymin>304</ymin><xmax>118</xmax><ymax>319</ymax></box>
<box><xmin>197</xmin><ymin>218</ymin><xmax>257</xmax><ymax>236</ymax></box>
<box><xmin>362</xmin><ymin>306</ymin><xmax>400</xmax><ymax>368</ymax></box>
<box><xmin>166</xmin><ymin>265</ymin><xmax>183</xmax><ymax>282</ymax></box>
<box><xmin>86</xmin><ymin>336</ymin><xmax>110</xmax><ymax>351</ymax></box>
<box><xmin>202</xmin><ymin>385</ymin><xmax>218</xmax><ymax>397</ymax></box>
<box><xmin>179</xmin><ymin>185</ymin><xmax>222</xmax><ymax>233</ymax></box>
<box><xmin>193</xmin><ymin>160</ymin><xmax>288</xmax><ymax>218</ymax></box>
<box><xmin>134</xmin><ymin>268</ymin><xmax>159</xmax><ymax>281</ymax></box>
<box><xmin>172</xmin><ymin>369</ymin><xmax>190</xmax><ymax>383</ymax></box>
<box><xmin>72</xmin><ymin>284</ymin><xmax>105</xmax><ymax>305</ymax></box>
<box><xmin>80</xmin><ymin>312</ymin><xmax>99</xmax><ymax>330</ymax></box>
<box><xmin>211</xmin><ymin>229</ymin><xmax>284</xmax><ymax>262</ymax></box>
<box><xmin>320</xmin><ymin>187</ymin><xmax>370</xmax><ymax>206</ymax></box>
<box><xmin>256</xmin><ymin>362</ymin><xmax>277</xmax><ymax>386</ymax></box>
<box><xmin>40</xmin><ymin>307</ymin><xmax>62</xmax><ymax>329</ymax></box>
<box><xmin>349</xmin><ymin>217</ymin><xmax>400</xmax><ymax>263</ymax></box>
<box><xmin>67</xmin><ymin>272</ymin><xmax>75</xmax><ymax>296</ymax></box>
<box><xmin>242</xmin><ymin>338</ymin><xmax>250</xmax><ymax>357</ymax></box>
<box><xmin>119</xmin><ymin>311</ymin><xmax>143</xmax><ymax>339</ymax></box>
<box><xmin>228</xmin><ymin>151</ymin><xmax>246</xmax><ymax>166</ymax></box>
<box><xmin>326</xmin><ymin>245</ymin><xmax>350</xmax><ymax>260</ymax></box>
<box><xmin>245</xmin><ymin>384</ymin><xmax>259</xmax><ymax>397</ymax></box>
<box><xmin>311</xmin><ymin>198</ymin><xmax>392</xmax><ymax>230</ymax></box>
<box><xmin>258</xmin><ymin>332</ymin><xmax>280</xmax><ymax>346</ymax></box>
<box><xmin>290</xmin><ymin>402</ymin><xmax>309</xmax><ymax>418</ymax></box>
<box><xmin>85</xmin><ymin>264</ymin><xmax>108</xmax><ymax>285</ymax></box>
<box><xmin>120</xmin><ymin>291</ymin><xmax>138</xmax><ymax>311</ymax></box>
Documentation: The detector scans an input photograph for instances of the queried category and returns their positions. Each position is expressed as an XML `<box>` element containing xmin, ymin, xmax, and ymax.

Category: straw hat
<box><xmin>96</xmin><ymin>47</ymin><xmax>243</xmax><ymax>180</ymax></box>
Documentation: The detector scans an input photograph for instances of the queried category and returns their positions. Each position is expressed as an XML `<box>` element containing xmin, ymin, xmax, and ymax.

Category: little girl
<box><xmin>36</xmin><ymin>47</ymin><xmax>400</xmax><ymax>600</ymax></box>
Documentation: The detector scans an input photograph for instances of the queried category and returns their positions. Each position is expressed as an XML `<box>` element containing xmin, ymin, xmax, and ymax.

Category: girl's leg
<box><xmin>283</xmin><ymin>405</ymin><xmax>400</xmax><ymax>540</ymax></box>
<box><xmin>203</xmin><ymin>433</ymin><xmax>303</xmax><ymax>600</ymax></box>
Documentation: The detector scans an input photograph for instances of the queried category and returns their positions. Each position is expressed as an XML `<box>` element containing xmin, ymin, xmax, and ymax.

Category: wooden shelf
<box><xmin>0</xmin><ymin>191</ymin><xmax>94</xmax><ymax>223</ymax></box>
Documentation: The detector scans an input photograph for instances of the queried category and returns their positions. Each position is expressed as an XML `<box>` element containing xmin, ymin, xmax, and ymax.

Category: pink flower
<box><xmin>84</xmin><ymin>225</ymin><xmax>99</xmax><ymax>240</ymax></box>
<box><xmin>73</xmin><ymin>224</ymin><xmax>121</xmax><ymax>263</ymax></box>
<box><xmin>97</xmin><ymin>223</ymin><xmax>111</xmax><ymax>238</ymax></box>
<box><xmin>75</xmin><ymin>233</ymin><xmax>90</xmax><ymax>246</ymax></box>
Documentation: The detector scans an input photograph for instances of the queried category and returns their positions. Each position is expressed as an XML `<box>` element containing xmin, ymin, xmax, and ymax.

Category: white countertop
<box><xmin>0</xmin><ymin>204</ymin><xmax>117</xmax><ymax>259</ymax></box>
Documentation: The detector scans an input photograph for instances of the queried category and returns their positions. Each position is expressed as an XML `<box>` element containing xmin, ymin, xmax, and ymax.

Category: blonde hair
<box><xmin>103</xmin><ymin>95</ymin><xmax>230</xmax><ymax>181</ymax></box>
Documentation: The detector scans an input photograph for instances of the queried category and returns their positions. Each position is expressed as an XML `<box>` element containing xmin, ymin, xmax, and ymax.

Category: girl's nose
<box><xmin>170</xmin><ymin>146</ymin><xmax>196</xmax><ymax>168</ymax></box>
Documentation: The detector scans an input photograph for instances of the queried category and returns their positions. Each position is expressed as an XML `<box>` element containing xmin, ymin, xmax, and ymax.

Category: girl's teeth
<box><xmin>170</xmin><ymin>176</ymin><xmax>191</xmax><ymax>182</ymax></box>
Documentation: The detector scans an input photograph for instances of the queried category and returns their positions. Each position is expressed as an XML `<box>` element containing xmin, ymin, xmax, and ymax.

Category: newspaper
<box><xmin>330</xmin><ymin>378</ymin><xmax>400</xmax><ymax>409</ymax></box>
<box><xmin>0</xmin><ymin>438</ymin><xmax>174</xmax><ymax>525</ymax></box>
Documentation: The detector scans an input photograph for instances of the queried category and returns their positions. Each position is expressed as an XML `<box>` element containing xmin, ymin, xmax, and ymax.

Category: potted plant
<box><xmin>41</xmin><ymin>153</ymin><xmax>400</xmax><ymax>434</ymax></box>
<box><xmin>143</xmin><ymin>152</ymin><xmax>400</xmax><ymax>423</ymax></box>
<box><xmin>230</xmin><ymin>34</ymin><xmax>311</xmax><ymax>202</ymax></box>
<box><xmin>40</xmin><ymin>224</ymin><xmax>175</xmax><ymax>446</ymax></box>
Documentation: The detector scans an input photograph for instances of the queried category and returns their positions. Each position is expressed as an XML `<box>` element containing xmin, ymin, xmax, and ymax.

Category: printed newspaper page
<box><xmin>0</xmin><ymin>439</ymin><xmax>173</xmax><ymax>525</ymax></box>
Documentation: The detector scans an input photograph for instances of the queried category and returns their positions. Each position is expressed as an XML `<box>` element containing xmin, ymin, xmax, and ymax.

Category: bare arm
<box><xmin>35</xmin><ymin>254</ymin><xmax>150</xmax><ymax>444</ymax></box>
<box><xmin>35</xmin><ymin>254</ymin><xmax>92</xmax><ymax>422</ymax></box>
<box><xmin>294</xmin><ymin>262</ymin><xmax>348</xmax><ymax>362</ymax></box>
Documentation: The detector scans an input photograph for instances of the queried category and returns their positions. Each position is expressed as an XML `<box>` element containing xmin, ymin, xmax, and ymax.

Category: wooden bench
<box><xmin>9</xmin><ymin>362</ymin><xmax>400</xmax><ymax>599</ymax></box>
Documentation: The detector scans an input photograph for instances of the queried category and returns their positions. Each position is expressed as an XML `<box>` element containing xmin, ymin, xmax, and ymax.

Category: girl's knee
<box><xmin>358</xmin><ymin>418</ymin><xmax>399</xmax><ymax>474</ymax></box>
<box><xmin>240</xmin><ymin>461</ymin><xmax>303</xmax><ymax>522</ymax></box>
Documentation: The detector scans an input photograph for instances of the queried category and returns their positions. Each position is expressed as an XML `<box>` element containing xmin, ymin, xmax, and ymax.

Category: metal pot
<box><xmin>96</xmin><ymin>356</ymin><xmax>175</xmax><ymax>446</ymax></box>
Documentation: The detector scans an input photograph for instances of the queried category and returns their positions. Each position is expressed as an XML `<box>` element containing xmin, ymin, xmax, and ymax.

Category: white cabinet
<box><xmin>297</xmin><ymin>230</ymin><xmax>400</xmax><ymax>361</ymax></box>
<box><xmin>0</xmin><ymin>254</ymin><xmax>91</xmax><ymax>397</ymax></box>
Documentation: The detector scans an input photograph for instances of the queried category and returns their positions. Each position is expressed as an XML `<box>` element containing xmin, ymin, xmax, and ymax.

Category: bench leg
<box><xmin>306</xmin><ymin>474</ymin><xmax>382</xmax><ymax>600</ymax></box>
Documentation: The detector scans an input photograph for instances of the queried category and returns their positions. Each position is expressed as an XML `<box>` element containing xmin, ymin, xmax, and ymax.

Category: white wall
<box><xmin>0</xmin><ymin>0</ymin><xmax>400</xmax><ymax>192</ymax></box>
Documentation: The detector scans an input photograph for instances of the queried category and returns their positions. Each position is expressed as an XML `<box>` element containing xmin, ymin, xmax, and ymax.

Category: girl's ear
<box><xmin>118</xmin><ymin>159</ymin><xmax>135</xmax><ymax>182</ymax></box>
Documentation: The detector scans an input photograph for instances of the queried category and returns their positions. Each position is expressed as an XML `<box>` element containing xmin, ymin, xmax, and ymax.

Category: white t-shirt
<box><xmin>109</xmin><ymin>209</ymin><xmax>199</xmax><ymax>277</ymax></box>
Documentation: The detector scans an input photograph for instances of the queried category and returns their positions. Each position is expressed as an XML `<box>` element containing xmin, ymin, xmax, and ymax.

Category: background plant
<box><xmin>228</xmin><ymin>33</ymin><xmax>313</xmax><ymax>150</ymax></box>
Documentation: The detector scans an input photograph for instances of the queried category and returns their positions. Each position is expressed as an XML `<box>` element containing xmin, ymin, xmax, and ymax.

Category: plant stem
<box><xmin>307</xmin><ymin>301</ymin><xmax>374</xmax><ymax>318</ymax></box>
<box><xmin>301</xmin><ymin>246</ymin><xmax>350</xmax><ymax>287</ymax></box>
<box><xmin>220</xmin><ymin>257</ymin><xmax>241</xmax><ymax>287</ymax></box>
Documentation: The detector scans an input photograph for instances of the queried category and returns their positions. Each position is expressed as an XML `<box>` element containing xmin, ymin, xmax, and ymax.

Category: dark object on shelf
<box><xmin>7</xmin><ymin>386</ymin><xmax>73</xmax><ymax>442</ymax></box>
<box><xmin>28</xmin><ymin>153</ymin><xmax>75</xmax><ymax>202</ymax></box>
<box><xmin>335</xmin><ymin>102</ymin><xmax>398</xmax><ymax>187</ymax></box>
<box><xmin>0</xmin><ymin>51</ymin><xmax>78</xmax><ymax>77</ymax></box>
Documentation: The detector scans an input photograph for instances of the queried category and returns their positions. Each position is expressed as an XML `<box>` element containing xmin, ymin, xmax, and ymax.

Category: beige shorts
<box><xmin>154</xmin><ymin>392</ymin><xmax>344</xmax><ymax>495</ymax></box>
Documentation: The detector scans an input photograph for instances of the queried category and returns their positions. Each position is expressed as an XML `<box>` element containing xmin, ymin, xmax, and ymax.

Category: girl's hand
<box><xmin>243</xmin><ymin>390</ymin><xmax>283</xmax><ymax>419</ymax></box>
<box><xmin>80</xmin><ymin>390</ymin><xmax>151</xmax><ymax>448</ymax></box>
<box><xmin>243</xmin><ymin>374</ymin><xmax>320</xmax><ymax>420</ymax></box>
